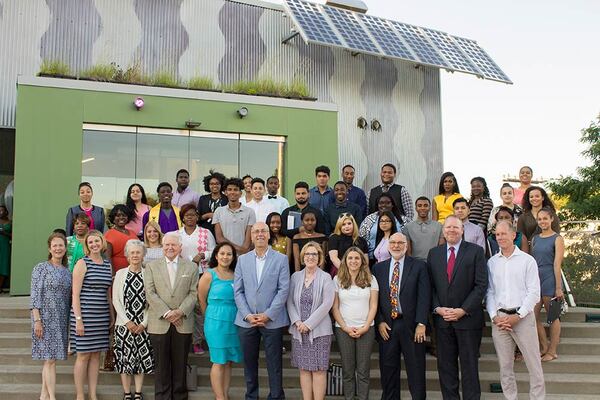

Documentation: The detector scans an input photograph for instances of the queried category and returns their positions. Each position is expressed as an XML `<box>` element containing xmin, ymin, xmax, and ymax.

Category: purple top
<box><xmin>172</xmin><ymin>186</ymin><xmax>200</xmax><ymax>208</ymax></box>
<box><xmin>374</xmin><ymin>237</ymin><xmax>391</xmax><ymax>263</ymax></box>
<box><xmin>142</xmin><ymin>208</ymin><xmax>180</xmax><ymax>234</ymax></box>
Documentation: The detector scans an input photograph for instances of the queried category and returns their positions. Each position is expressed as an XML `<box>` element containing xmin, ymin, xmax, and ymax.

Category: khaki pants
<box><xmin>491</xmin><ymin>312</ymin><xmax>545</xmax><ymax>400</ymax></box>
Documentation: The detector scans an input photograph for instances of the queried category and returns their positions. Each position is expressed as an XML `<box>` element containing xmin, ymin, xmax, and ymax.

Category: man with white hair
<box><xmin>145</xmin><ymin>232</ymin><xmax>199</xmax><ymax>400</ymax></box>
<box><xmin>486</xmin><ymin>220</ymin><xmax>545</xmax><ymax>399</ymax></box>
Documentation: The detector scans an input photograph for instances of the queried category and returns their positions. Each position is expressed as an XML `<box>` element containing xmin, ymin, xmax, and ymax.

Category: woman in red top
<box><xmin>105</xmin><ymin>204</ymin><xmax>138</xmax><ymax>273</ymax></box>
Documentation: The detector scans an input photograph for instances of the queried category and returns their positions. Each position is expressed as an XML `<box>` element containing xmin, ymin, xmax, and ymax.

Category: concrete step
<box><xmin>3</xmin><ymin>383</ymin><xmax>600</xmax><ymax>400</ymax></box>
<box><xmin>4</xmin><ymin>347</ymin><xmax>600</xmax><ymax>375</ymax></box>
<box><xmin>1</xmin><ymin>365</ymin><xmax>599</xmax><ymax>395</ymax></box>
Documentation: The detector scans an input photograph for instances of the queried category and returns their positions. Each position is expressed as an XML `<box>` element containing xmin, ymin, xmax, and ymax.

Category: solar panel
<box><xmin>422</xmin><ymin>28</ymin><xmax>481</xmax><ymax>75</ymax></box>
<box><xmin>323</xmin><ymin>6</ymin><xmax>381</xmax><ymax>55</ymax></box>
<box><xmin>360</xmin><ymin>14</ymin><xmax>418</xmax><ymax>62</ymax></box>
<box><xmin>282</xmin><ymin>0</ymin><xmax>511</xmax><ymax>84</ymax></box>
<box><xmin>387</xmin><ymin>22</ymin><xmax>449</xmax><ymax>68</ymax></box>
<box><xmin>285</xmin><ymin>0</ymin><xmax>343</xmax><ymax>47</ymax></box>
<box><xmin>452</xmin><ymin>36</ymin><xmax>511</xmax><ymax>83</ymax></box>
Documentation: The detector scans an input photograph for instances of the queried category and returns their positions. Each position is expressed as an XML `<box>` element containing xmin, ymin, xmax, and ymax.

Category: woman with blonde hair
<box><xmin>328</xmin><ymin>214</ymin><xmax>368</xmax><ymax>275</ymax></box>
<box><xmin>142</xmin><ymin>221</ymin><xmax>164</xmax><ymax>264</ymax></box>
<box><xmin>71</xmin><ymin>230</ymin><xmax>114</xmax><ymax>400</ymax></box>
<box><xmin>288</xmin><ymin>242</ymin><xmax>335</xmax><ymax>400</ymax></box>
<box><xmin>331</xmin><ymin>247</ymin><xmax>378</xmax><ymax>400</ymax></box>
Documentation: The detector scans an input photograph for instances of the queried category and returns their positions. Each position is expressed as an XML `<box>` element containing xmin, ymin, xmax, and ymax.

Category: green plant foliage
<box><xmin>38</xmin><ymin>60</ymin><xmax>72</xmax><ymax>76</ymax></box>
<box><xmin>547</xmin><ymin>114</ymin><xmax>600</xmax><ymax>222</ymax></box>
<box><xmin>151</xmin><ymin>71</ymin><xmax>179</xmax><ymax>88</ymax></box>
<box><xmin>563</xmin><ymin>233</ymin><xmax>600</xmax><ymax>305</ymax></box>
<box><xmin>225</xmin><ymin>78</ymin><xmax>311</xmax><ymax>98</ymax></box>
<box><xmin>80</xmin><ymin>63</ymin><xmax>118</xmax><ymax>81</ymax></box>
<box><xmin>285</xmin><ymin>78</ymin><xmax>309</xmax><ymax>98</ymax></box>
<box><xmin>188</xmin><ymin>76</ymin><xmax>215</xmax><ymax>91</ymax></box>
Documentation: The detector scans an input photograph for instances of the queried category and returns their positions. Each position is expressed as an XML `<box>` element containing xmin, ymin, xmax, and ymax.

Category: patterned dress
<box><xmin>114</xmin><ymin>271</ymin><xmax>154</xmax><ymax>374</ymax></box>
<box><xmin>290</xmin><ymin>282</ymin><xmax>332</xmax><ymax>371</ymax></box>
<box><xmin>30</xmin><ymin>262</ymin><xmax>72</xmax><ymax>360</ymax></box>
<box><xmin>70</xmin><ymin>257</ymin><xmax>112</xmax><ymax>353</ymax></box>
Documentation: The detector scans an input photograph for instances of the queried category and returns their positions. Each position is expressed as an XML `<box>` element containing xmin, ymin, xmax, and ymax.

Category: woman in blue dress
<box><xmin>532</xmin><ymin>207</ymin><xmax>565</xmax><ymax>362</ymax></box>
<box><xmin>30</xmin><ymin>232</ymin><xmax>72</xmax><ymax>400</ymax></box>
<box><xmin>70</xmin><ymin>230</ymin><xmax>114</xmax><ymax>400</ymax></box>
<box><xmin>198</xmin><ymin>242</ymin><xmax>242</xmax><ymax>400</ymax></box>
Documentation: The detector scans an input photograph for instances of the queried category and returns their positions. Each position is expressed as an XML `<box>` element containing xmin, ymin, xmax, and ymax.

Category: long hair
<box><xmin>125</xmin><ymin>183</ymin><xmax>148</xmax><ymax>221</ymax></box>
<box><xmin>47</xmin><ymin>232</ymin><xmax>68</xmax><ymax>267</ymax></box>
<box><xmin>143</xmin><ymin>220</ymin><xmax>164</xmax><ymax>246</ymax></box>
<box><xmin>470</xmin><ymin>176</ymin><xmax>491</xmax><ymax>198</ymax></box>
<box><xmin>208</xmin><ymin>242</ymin><xmax>238</xmax><ymax>271</ymax></box>
<box><xmin>522</xmin><ymin>186</ymin><xmax>556</xmax><ymax>212</ymax></box>
<box><xmin>332</xmin><ymin>214</ymin><xmax>359</xmax><ymax>243</ymax></box>
<box><xmin>375</xmin><ymin>210</ymin><xmax>398</xmax><ymax>248</ymax></box>
<box><xmin>438</xmin><ymin>172</ymin><xmax>460</xmax><ymax>195</ymax></box>
<box><xmin>375</xmin><ymin>193</ymin><xmax>403</xmax><ymax>223</ymax></box>
<box><xmin>266</xmin><ymin>212</ymin><xmax>283</xmax><ymax>245</ymax></box>
<box><xmin>336</xmin><ymin>247</ymin><xmax>371</xmax><ymax>289</ymax></box>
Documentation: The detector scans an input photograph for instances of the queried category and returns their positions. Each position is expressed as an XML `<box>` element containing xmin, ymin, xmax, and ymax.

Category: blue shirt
<box><xmin>346</xmin><ymin>184</ymin><xmax>368</xmax><ymax>219</ymax></box>
<box><xmin>309</xmin><ymin>186</ymin><xmax>335</xmax><ymax>214</ymax></box>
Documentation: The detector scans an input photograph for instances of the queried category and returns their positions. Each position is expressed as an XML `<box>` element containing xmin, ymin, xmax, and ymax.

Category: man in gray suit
<box><xmin>234</xmin><ymin>221</ymin><xmax>290</xmax><ymax>400</ymax></box>
<box><xmin>145</xmin><ymin>232</ymin><xmax>199</xmax><ymax>400</ymax></box>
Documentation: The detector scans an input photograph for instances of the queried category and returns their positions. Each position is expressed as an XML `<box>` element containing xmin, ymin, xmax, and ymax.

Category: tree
<box><xmin>547</xmin><ymin>114</ymin><xmax>600</xmax><ymax>222</ymax></box>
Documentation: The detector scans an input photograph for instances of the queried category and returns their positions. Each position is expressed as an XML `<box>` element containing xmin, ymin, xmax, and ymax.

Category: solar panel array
<box><xmin>283</xmin><ymin>0</ymin><xmax>511</xmax><ymax>84</ymax></box>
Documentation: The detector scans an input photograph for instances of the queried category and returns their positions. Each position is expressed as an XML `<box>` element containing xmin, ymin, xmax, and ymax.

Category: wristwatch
<box><xmin>75</xmin><ymin>316</ymin><xmax>83</xmax><ymax>321</ymax></box>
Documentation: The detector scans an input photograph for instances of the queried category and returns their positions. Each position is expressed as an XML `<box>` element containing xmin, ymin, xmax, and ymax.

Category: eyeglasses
<box><xmin>389</xmin><ymin>240</ymin><xmax>407</xmax><ymax>246</ymax></box>
<box><xmin>304</xmin><ymin>252</ymin><xmax>319</xmax><ymax>257</ymax></box>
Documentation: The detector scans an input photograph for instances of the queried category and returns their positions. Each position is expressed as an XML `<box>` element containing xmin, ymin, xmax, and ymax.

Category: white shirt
<box><xmin>165</xmin><ymin>256</ymin><xmax>179</xmax><ymax>287</ymax></box>
<box><xmin>178</xmin><ymin>226</ymin><xmax>216</xmax><ymax>272</ymax></box>
<box><xmin>486</xmin><ymin>246</ymin><xmax>540</xmax><ymax>319</ymax></box>
<box><xmin>255</xmin><ymin>249</ymin><xmax>269</xmax><ymax>283</ymax></box>
<box><xmin>334</xmin><ymin>275</ymin><xmax>379</xmax><ymax>327</ymax></box>
<box><xmin>388</xmin><ymin>257</ymin><xmax>405</xmax><ymax>314</ymax></box>
<box><xmin>446</xmin><ymin>240</ymin><xmax>462</xmax><ymax>261</ymax></box>
<box><xmin>246</xmin><ymin>198</ymin><xmax>279</xmax><ymax>223</ymax></box>
<box><xmin>266</xmin><ymin>194</ymin><xmax>290</xmax><ymax>214</ymax></box>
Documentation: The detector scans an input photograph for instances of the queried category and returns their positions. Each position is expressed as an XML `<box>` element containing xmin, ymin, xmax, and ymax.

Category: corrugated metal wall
<box><xmin>0</xmin><ymin>0</ymin><xmax>443</xmax><ymax>197</ymax></box>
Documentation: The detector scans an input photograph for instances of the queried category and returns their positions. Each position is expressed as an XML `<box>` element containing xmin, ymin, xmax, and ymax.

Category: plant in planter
<box><xmin>151</xmin><ymin>71</ymin><xmax>179</xmax><ymax>88</ymax></box>
<box><xmin>38</xmin><ymin>60</ymin><xmax>73</xmax><ymax>78</ymax></box>
<box><xmin>188</xmin><ymin>76</ymin><xmax>216</xmax><ymax>91</ymax></box>
<box><xmin>285</xmin><ymin>78</ymin><xmax>310</xmax><ymax>99</ymax></box>
<box><xmin>80</xmin><ymin>63</ymin><xmax>119</xmax><ymax>81</ymax></box>
<box><xmin>113</xmin><ymin>62</ymin><xmax>149</xmax><ymax>85</ymax></box>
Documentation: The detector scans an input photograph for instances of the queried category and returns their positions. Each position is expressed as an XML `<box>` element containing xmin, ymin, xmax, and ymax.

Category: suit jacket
<box><xmin>234</xmin><ymin>248</ymin><xmax>290</xmax><ymax>329</ymax></box>
<box><xmin>372</xmin><ymin>256</ymin><xmax>431</xmax><ymax>341</ymax></box>
<box><xmin>368</xmin><ymin>184</ymin><xmax>407</xmax><ymax>218</ymax></box>
<box><xmin>197</xmin><ymin>194</ymin><xmax>228</xmax><ymax>232</ymax></box>
<box><xmin>427</xmin><ymin>241</ymin><xmax>488</xmax><ymax>330</ymax></box>
<box><xmin>144</xmin><ymin>257</ymin><xmax>199</xmax><ymax>335</ymax></box>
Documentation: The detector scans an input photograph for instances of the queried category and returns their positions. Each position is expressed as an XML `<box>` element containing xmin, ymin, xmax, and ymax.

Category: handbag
<box><xmin>186</xmin><ymin>364</ymin><xmax>198</xmax><ymax>391</ymax></box>
<box><xmin>102</xmin><ymin>328</ymin><xmax>116</xmax><ymax>371</ymax></box>
<box><xmin>326</xmin><ymin>363</ymin><xmax>344</xmax><ymax>396</ymax></box>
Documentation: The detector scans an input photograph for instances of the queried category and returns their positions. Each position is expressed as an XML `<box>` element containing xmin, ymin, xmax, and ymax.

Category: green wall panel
<box><xmin>11</xmin><ymin>82</ymin><xmax>337</xmax><ymax>295</ymax></box>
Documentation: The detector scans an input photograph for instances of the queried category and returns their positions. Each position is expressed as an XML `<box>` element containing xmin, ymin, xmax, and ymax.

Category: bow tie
<box><xmin>268</xmin><ymin>195</ymin><xmax>277</xmax><ymax>199</ymax></box>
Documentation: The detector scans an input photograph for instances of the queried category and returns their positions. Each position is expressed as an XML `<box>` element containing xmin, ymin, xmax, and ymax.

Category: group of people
<box><xmin>29</xmin><ymin>164</ymin><xmax>564</xmax><ymax>400</ymax></box>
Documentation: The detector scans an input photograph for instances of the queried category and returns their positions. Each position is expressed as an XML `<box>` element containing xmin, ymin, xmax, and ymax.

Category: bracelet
<box><xmin>34</xmin><ymin>318</ymin><xmax>41</xmax><ymax>323</ymax></box>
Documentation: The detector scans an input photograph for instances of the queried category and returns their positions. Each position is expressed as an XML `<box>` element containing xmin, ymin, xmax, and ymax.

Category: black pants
<box><xmin>149</xmin><ymin>325</ymin><xmax>192</xmax><ymax>400</ymax></box>
<box><xmin>435</xmin><ymin>326</ymin><xmax>482</xmax><ymax>400</ymax></box>
<box><xmin>237</xmin><ymin>326</ymin><xmax>284</xmax><ymax>400</ymax></box>
<box><xmin>378</xmin><ymin>317</ymin><xmax>426</xmax><ymax>400</ymax></box>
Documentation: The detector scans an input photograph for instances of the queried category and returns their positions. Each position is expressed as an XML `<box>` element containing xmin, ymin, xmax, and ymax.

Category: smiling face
<box><xmin>529</xmin><ymin>189</ymin><xmax>543</xmax><ymax>208</ymax></box>
<box><xmin>251</xmin><ymin>222</ymin><xmax>270</xmax><ymax>249</ymax></box>
<box><xmin>251</xmin><ymin>182</ymin><xmax>265</xmax><ymax>201</ymax></box>
<box><xmin>496</xmin><ymin>210</ymin><xmax>513</xmax><ymax>224</ymax></box>
<box><xmin>129</xmin><ymin>185</ymin><xmax>143</xmax><ymax>202</ymax></box>
<box><xmin>377</xmin><ymin>196</ymin><xmax>393</xmax><ymax>213</ymax></box>
<box><xmin>216</xmin><ymin>244</ymin><xmax>234</xmax><ymax>269</ymax></box>
<box><xmin>381</xmin><ymin>166</ymin><xmax>395</xmax><ymax>184</ymax></box>
<box><xmin>334</xmin><ymin>183</ymin><xmax>347</xmax><ymax>203</ymax></box>
<box><xmin>301</xmin><ymin>213</ymin><xmax>317</xmax><ymax>232</ymax></box>
<box><xmin>519</xmin><ymin>167</ymin><xmax>533</xmax><ymax>185</ymax></box>
<box><xmin>303</xmin><ymin>245</ymin><xmax>320</xmax><ymax>269</ymax></box>
<box><xmin>162</xmin><ymin>234</ymin><xmax>182</xmax><ymax>260</ymax></box>
<box><xmin>243</xmin><ymin>177</ymin><xmax>252</xmax><ymax>193</ymax></box>
<box><xmin>145</xmin><ymin>225</ymin><xmax>160</xmax><ymax>245</ymax></box>
<box><xmin>127</xmin><ymin>245</ymin><xmax>144</xmax><ymax>266</ymax></box>
<box><xmin>73</xmin><ymin>219</ymin><xmax>89</xmax><ymax>237</ymax></box>
<box><xmin>500</xmin><ymin>186</ymin><xmax>514</xmax><ymax>205</ymax></box>
<box><xmin>209</xmin><ymin>178</ymin><xmax>221</xmax><ymax>195</ymax></box>
<box><xmin>342</xmin><ymin>166</ymin><xmax>355</xmax><ymax>185</ymax></box>
<box><xmin>443</xmin><ymin>216</ymin><xmax>464</xmax><ymax>245</ymax></box>
<box><xmin>388</xmin><ymin>232</ymin><xmax>407</xmax><ymax>259</ymax></box>
<box><xmin>345</xmin><ymin>250</ymin><xmax>363</xmax><ymax>273</ymax></box>
<box><xmin>158</xmin><ymin>185</ymin><xmax>173</xmax><ymax>205</ymax></box>
<box><xmin>536</xmin><ymin>209</ymin><xmax>554</xmax><ymax>230</ymax></box>
<box><xmin>295</xmin><ymin>187</ymin><xmax>309</xmax><ymax>205</ymax></box>
<box><xmin>182</xmin><ymin>208</ymin><xmax>198</xmax><ymax>228</ymax></box>
<box><xmin>378</xmin><ymin>214</ymin><xmax>393</xmax><ymax>233</ymax></box>
<box><xmin>86</xmin><ymin>234</ymin><xmax>104</xmax><ymax>256</ymax></box>
<box><xmin>495</xmin><ymin>222</ymin><xmax>516</xmax><ymax>251</ymax></box>
<box><xmin>269</xmin><ymin>214</ymin><xmax>282</xmax><ymax>234</ymax></box>
<box><xmin>79</xmin><ymin>185</ymin><xmax>93</xmax><ymax>203</ymax></box>
<box><xmin>471</xmin><ymin>180</ymin><xmax>483</xmax><ymax>197</ymax></box>
<box><xmin>49</xmin><ymin>237</ymin><xmax>67</xmax><ymax>261</ymax></box>
<box><xmin>113</xmin><ymin>210</ymin><xmax>129</xmax><ymax>228</ymax></box>
<box><xmin>340</xmin><ymin>218</ymin><xmax>354</xmax><ymax>236</ymax></box>
<box><xmin>415</xmin><ymin>199</ymin><xmax>430</xmax><ymax>219</ymax></box>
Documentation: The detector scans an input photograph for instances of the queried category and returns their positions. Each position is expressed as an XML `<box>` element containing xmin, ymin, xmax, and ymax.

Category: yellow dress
<box><xmin>271</xmin><ymin>235</ymin><xmax>288</xmax><ymax>255</ymax></box>
<box><xmin>433</xmin><ymin>193</ymin><xmax>463</xmax><ymax>223</ymax></box>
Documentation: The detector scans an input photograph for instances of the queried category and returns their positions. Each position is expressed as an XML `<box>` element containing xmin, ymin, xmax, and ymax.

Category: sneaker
<box><xmin>193</xmin><ymin>344</ymin><xmax>205</xmax><ymax>355</ymax></box>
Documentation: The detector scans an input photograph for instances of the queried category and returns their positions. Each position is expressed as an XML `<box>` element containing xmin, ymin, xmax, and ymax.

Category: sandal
<box><xmin>123</xmin><ymin>393</ymin><xmax>132</xmax><ymax>400</ymax></box>
<box><xmin>541</xmin><ymin>353</ymin><xmax>558</xmax><ymax>362</ymax></box>
<box><xmin>134</xmin><ymin>393</ymin><xmax>144</xmax><ymax>400</ymax></box>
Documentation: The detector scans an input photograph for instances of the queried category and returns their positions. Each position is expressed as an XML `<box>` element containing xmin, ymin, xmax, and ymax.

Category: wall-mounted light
<box><xmin>357</xmin><ymin>117</ymin><xmax>368</xmax><ymax>129</ymax></box>
<box><xmin>133</xmin><ymin>96</ymin><xmax>144</xmax><ymax>110</ymax></box>
<box><xmin>371</xmin><ymin>119</ymin><xmax>382</xmax><ymax>131</ymax></box>
<box><xmin>237</xmin><ymin>107</ymin><xmax>249</xmax><ymax>118</ymax></box>
<box><xmin>185</xmin><ymin>119</ymin><xmax>201</xmax><ymax>128</ymax></box>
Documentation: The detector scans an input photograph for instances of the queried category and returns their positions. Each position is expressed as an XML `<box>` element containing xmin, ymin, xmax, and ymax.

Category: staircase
<box><xmin>1</xmin><ymin>295</ymin><xmax>599</xmax><ymax>399</ymax></box>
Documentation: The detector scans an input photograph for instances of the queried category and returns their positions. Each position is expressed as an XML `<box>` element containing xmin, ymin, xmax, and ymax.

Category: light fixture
<box><xmin>237</xmin><ymin>107</ymin><xmax>249</xmax><ymax>118</ymax></box>
<box><xmin>133</xmin><ymin>96</ymin><xmax>144</xmax><ymax>110</ymax></box>
<box><xmin>81</xmin><ymin>157</ymin><xmax>95</xmax><ymax>164</ymax></box>
<box><xmin>357</xmin><ymin>117</ymin><xmax>368</xmax><ymax>129</ymax></box>
<box><xmin>185</xmin><ymin>119</ymin><xmax>201</xmax><ymax>128</ymax></box>
<box><xmin>371</xmin><ymin>119</ymin><xmax>382</xmax><ymax>131</ymax></box>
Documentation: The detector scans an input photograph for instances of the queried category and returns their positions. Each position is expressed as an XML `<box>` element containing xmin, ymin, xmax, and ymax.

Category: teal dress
<box><xmin>204</xmin><ymin>268</ymin><xmax>242</xmax><ymax>364</ymax></box>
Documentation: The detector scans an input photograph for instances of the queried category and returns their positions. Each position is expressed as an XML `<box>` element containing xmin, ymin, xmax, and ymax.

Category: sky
<box><xmin>270</xmin><ymin>0</ymin><xmax>600</xmax><ymax>202</ymax></box>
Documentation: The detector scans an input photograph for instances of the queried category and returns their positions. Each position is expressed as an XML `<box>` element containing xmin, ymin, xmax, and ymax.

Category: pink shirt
<box><xmin>125</xmin><ymin>204</ymin><xmax>151</xmax><ymax>236</ymax></box>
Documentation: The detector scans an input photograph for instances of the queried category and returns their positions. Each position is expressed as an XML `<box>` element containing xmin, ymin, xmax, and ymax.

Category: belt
<box><xmin>498</xmin><ymin>307</ymin><xmax>520</xmax><ymax>315</ymax></box>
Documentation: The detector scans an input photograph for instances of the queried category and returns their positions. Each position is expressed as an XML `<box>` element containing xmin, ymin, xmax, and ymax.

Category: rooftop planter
<box><xmin>38</xmin><ymin>60</ymin><xmax>316</xmax><ymax>101</ymax></box>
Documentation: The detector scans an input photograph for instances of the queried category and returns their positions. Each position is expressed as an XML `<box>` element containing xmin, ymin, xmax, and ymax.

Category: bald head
<box><xmin>443</xmin><ymin>215</ymin><xmax>464</xmax><ymax>246</ymax></box>
<box><xmin>251</xmin><ymin>222</ymin><xmax>270</xmax><ymax>250</ymax></box>
<box><xmin>388</xmin><ymin>232</ymin><xmax>408</xmax><ymax>260</ymax></box>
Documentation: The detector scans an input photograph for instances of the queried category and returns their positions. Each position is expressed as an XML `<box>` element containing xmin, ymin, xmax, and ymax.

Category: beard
<box><xmin>296</xmin><ymin>198</ymin><xmax>308</xmax><ymax>205</ymax></box>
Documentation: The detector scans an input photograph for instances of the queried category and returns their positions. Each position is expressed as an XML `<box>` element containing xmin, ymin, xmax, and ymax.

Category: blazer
<box><xmin>66</xmin><ymin>205</ymin><xmax>105</xmax><ymax>236</ymax></box>
<box><xmin>197</xmin><ymin>194</ymin><xmax>228</xmax><ymax>232</ymax></box>
<box><xmin>368</xmin><ymin>184</ymin><xmax>407</xmax><ymax>217</ymax></box>
<box><xmin>426</xmin><ymin>241</ymin><xmax>488</xmax><ymax>330</ymax></box>
<box><xmin>372</xmin><ymin>256</ymin><xmax>430</xmax><ymax>340</ymax></box>
<box><xmin>144</xmin><ymin>257</ymin><xmax>199</xmax><ymax>335</ymax></box>
<box><xmin>234</xmin><ymin>248</ymin><xmax>290</xmax><ymax>329</ymax></box>
<box><xmin>113</xmin><ymin>267</ymin><xmax>149</xmax><ymax>328</ymax></box>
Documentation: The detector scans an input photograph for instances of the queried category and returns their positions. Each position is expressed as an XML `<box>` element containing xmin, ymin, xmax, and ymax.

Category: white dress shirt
<box><xmin>246</xmin><ymin>198</ymin><xmax>279</xmax><ymax>223</ymax></box>
<box><xmin>486</xmin><ymin>246</ymin><xmax>541</xmax><ymax>319</ymax></box>
<box><xmin>388</xmin><ymin>257</ymin><xmax>404</xmax><ymax>314</ymax></box>
<box><xmin>166</xmin><ymin>256</ymin><xmax>179</xmax><ymax>287</ymax></box>
<box><xmin>266</xmin><ymin>194</ymin><xmax>290</xmax><ymax>214</ymax></box>
<box><xmin>256</xmin><ymin>249</ymin><xmax>269</xmax><ymax>283</ymax></box>
<box><xmin>446</xmin><ymin>240</ymin><xmax>462</xmax><ymax>261</ymax></box>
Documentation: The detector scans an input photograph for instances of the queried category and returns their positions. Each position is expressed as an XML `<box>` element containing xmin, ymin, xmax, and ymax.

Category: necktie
<box><xmin>268</xmin><ymin>195</ymin><xmax>277</xmax><ymax>199</ymax></box>
<box><xmin>390</xmin><ymin>261</ymin><xmax>400</xmax><ymax>318</ymax></box>
<box><xmin>382</xmin><ymin>184</ymin><xmax>390</xmax><ymax>193</ymax></box>
<box><xmin>447</xmin><ymin>247</ymin><xmax>456</xmax><ymax>282</ymax></box>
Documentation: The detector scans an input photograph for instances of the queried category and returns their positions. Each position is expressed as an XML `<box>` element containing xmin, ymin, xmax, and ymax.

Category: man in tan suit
<box><xmin>145</xmin><ymin>231</ymin><xmax>199</xmax><ymax>400</ymax></box>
